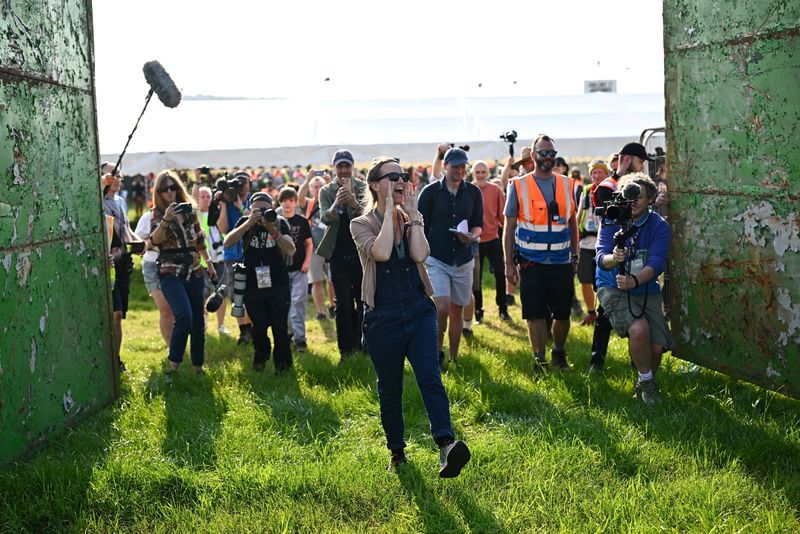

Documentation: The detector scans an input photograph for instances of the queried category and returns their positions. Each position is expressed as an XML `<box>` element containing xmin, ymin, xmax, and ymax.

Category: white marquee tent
<box><xmin>99</xmin><ymin>92</ymin><xmax>664</xmax><ymax>174</ymax></box>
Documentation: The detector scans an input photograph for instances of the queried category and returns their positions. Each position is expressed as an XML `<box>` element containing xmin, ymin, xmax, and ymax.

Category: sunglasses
<box><xmin>535</xmin><ymin>149</ymin><xmax>558</xmax><ymax>158</ymax></box>
<box><xmin>160</xmin><ymin>184</ymin><xmax>179</xmax><ymax>193</ymax></box>
<box><xmin>381</xmin><ymin>172</ymin><xmax>410</xmax><ymax>183</ymax></box>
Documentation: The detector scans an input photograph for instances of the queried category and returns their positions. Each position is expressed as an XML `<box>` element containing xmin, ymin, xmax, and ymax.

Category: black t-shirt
<box><xmin>234</xmin><ymin>216</ymin><xmax>291</xmax><ymax>300</ymax></box>
<box><xmin>284</xmin><ymin>213</ymin><xmax>312</xmax><ymax>272</ymax></box>
<box><xmin>333</xmin><ymin>209</ymin><xmax>358</xmax><ymax>259</ymax></box>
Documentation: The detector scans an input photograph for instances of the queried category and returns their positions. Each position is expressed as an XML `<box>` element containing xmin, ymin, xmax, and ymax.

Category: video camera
<box><xmin>207</xmin><ymin>172</ymin><xmax>249</xmax><ymax>226</ymax></box>
<box><xmin>500</xmin><ymin>130</ymin><xmax>518</xmax><ymax>157</ymax></box>
<box><xmin>594</xmin><ymin>182</ymin><xmax>641</xmax><ymax>275</ymax></box>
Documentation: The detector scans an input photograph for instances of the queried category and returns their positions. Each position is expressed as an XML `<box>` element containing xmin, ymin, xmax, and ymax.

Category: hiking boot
<box><xmin>475</xmin><ymin>309</ymin><xmax>484</xmax><ymax>324</ymax></box>
<box><xmin>580</xmin><ymin>311</ymin><xmax>597</xmax><ymax>326</ymax></box>
<box><xmin>237</xmin><ymin>329</ymin><xmax>252</xmax><ymax>346</ymax></box>
<box><xmin>439</xmin><ymin>440</ymin><xmax>470</xmax><ymax>478</ymax></box>
<box><xmin>462</xmin><ymin>327</ymin><xmax>474</xmax><ymax>340</ymax></box>
<box><xmin>551</xmin><ymin>349</ymin><xmax>572</xmax><ymax>371</ymax></box>
<box><xmin>639</xmin><ymin>379</ymin><xmax>661</xmax><ymax>405</ymax></box>
<box><xmin>499</xmin><ymin>310</ymin><xmax>512</xmax><ymax>322</ymax></box>
<box><xmin>388</xmin><ymin>450</ymin><xmax>408</xmax><ymax>471</ymax></box>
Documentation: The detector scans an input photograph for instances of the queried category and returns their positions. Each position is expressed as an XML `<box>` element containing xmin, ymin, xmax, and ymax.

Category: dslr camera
<box><xmin>207</xmin><ymin>173</ymin><xmax>249</xmax><ymax>226</ymax></box>
<box><xmin>174</xmin><ymin>202</ymin><xmax>194</xmax><ymax>215</ymax></box>
<box><xmin>255</xmin><ymin>207</ymin><xmax>278</xmax><ymax>224</ymax></box>
<box><xmin>500</xmin><ymin>130</ymin><xmax>518</xmax><ymax>156</ymax></box>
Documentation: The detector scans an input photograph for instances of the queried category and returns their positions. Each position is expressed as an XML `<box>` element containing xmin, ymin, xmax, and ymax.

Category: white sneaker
<box><xmin>218</xmin><ymin>325</ymin><xmax>231</xmax><ymax>335</ymax></box>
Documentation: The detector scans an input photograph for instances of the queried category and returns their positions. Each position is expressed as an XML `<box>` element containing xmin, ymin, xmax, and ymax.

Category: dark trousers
<box><xmin>473</xmin><ymin>238</ymin><xmax>507</xmax><ymax>315</ymax></box>
<box><xmin>364</xmin><ymin>296</ymin><xmax>455</xmax><ymax>450</ymax></box>
<box><xmin>245</xmin><ymin>284</ymin><xmax>292</xmax><ymax>371</ymax></box>
<box><xmin>329</xmin><ymin>254</ymin><xmax>363</xmax><ymax>354</ymax></box>
<box><xmin>160</xmin><ymin>272</ymin><xmax>205</xmax><ymax>366</ymax></box>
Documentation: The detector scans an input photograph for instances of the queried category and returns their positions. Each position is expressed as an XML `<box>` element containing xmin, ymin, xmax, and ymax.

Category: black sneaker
<box><xmin>551</xmin><ymin>348</ymin><xmax>572</xmax><ymax>371</ymax></box>
<box><xmin>475</xmin><ymin>309</ymin><xmax>484</xmax><ymax>324</ymax></box>
<box><xmin>639</xmin><ymin>379</ymin><xmax>661</xmax><ymax>405</ymax></box>
<box><xmin>462</xmin><ymin>327</ymin><xmax>474</xmax><ymax>340</ymax></box>
<box><xmin>499</xmin><ymin>310</ymin><xmax>512</xmax><ymax>321</ymax></box>
<box><xmin>388</xmin><ymin>450</ymin><xmax>408</xmax><ymax>471</ymax></box>
<box><xmin>439</xmin><ymin>440</ymin><xmax>470</xmax><ymax>478</ymax></box>
<box><xmin>316</xmin><ymin>312</ymin><xmax>327</xmax><ymax>320</ymax></box>
<box><xmin>588</xmin><ymin>354</ymin><xmax>605</xmax><ymax>374</ymax></box>
<box><xmin>237</xmin><ymin>330</ymin><xmax>252</xmax><ymax>346</ymax></box>
<box><xmin>294</xmin><ymin>340</ymin><xmax>308</xmax><ymax>352</ymax></box>
<box><xmin>533</xmin><ymin>356</ymin><xmax>548</xmax><ymax>374</ymax></box>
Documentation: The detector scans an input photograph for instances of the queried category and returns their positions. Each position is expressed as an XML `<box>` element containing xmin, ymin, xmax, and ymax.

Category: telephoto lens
<box><xmin>230</xmin><ymin>264</ymin><xmax>248</xmax><ymax>317</ymax></box>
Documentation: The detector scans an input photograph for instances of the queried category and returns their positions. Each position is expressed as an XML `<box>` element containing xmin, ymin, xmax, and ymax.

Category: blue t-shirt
<box><xmin>222</xmin><ymin>195</ymin><xmax>251</xmax><ymax>261</ymax></box>
<box><xmin>595</xmin><ymin>210</ymin><xmax>670</xmax><ymax>295</ymax></box>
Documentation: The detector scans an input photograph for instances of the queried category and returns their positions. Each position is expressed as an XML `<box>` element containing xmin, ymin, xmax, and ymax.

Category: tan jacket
<box><xmin>350</xmin><ymin>210</ymin><xmax>433</xmax><ymax>309</ymax></box>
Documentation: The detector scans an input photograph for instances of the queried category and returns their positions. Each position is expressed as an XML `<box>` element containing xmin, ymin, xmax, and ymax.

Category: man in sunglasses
<box><xmin>503</xmin><ymin>135</ymin><xmax>579</xmax><ymax>372</ymax></box>
<box><xmin>317</xmin><ymin>149</ymin><xmax>367</xmax><ymax>361</ymax></box>
<box><xmin>417</xmin><ymin>147</ymin><xmax>483</xmax><ymax>368</ymax></box>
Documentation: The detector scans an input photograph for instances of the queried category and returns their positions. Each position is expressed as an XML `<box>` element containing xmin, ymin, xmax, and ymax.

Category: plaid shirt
<box><xmin>150</xmin><ymin>208</ymin><xmax>207</xmax><ymax>277</ymax></box>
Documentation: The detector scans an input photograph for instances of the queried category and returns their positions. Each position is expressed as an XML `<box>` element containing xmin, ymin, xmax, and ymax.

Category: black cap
<box><xmin>619</xmin><ymin>142</ymin><xmax>654</xmax><ymax>161</ymax></box>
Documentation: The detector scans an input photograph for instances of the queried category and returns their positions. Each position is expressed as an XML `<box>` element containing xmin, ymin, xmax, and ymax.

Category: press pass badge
<box><xmin>630</xmin><ymin>250</ymin><xmax>647</xmax><ymax>276</ymax></box>
<box><xmin>255</xmin><ymin>265</ymin><xmax>272</xmax><ymax>288</ymax></box>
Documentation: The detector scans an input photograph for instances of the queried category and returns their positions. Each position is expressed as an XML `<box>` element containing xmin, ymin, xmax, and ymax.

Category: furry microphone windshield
<box><xmin>143</xmin><ymin>60</ymin><xmax>181</xmax><ymax>108</ymax></box>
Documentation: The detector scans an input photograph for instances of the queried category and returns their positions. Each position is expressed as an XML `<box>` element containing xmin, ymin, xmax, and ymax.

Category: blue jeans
<box><xmin>160</xmin><ymin>272</ymin><xmax>205</xmax><ymax>367</ymax></box>
<box><xmin>363</xmin><ymin>254</ymin><xmax>454</xmax><ymax>450</ymax></box>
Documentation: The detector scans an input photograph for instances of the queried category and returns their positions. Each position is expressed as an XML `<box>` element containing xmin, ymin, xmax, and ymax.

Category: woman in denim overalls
<box><xmin>350</xmin><ymin>157</ymin><xmax>470</xmax><ymax>477</ymax></box>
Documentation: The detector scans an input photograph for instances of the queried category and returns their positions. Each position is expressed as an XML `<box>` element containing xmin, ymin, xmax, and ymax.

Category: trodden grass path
<box><xmin>1</xmin><ymin>263</ymin><xmax>799</xmax><ymax>532</ymax></box>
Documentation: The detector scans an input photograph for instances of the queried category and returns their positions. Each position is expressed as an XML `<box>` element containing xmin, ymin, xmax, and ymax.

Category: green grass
<box><xmin>2</xmin><ymin>262</ymin><xmax>799</xmax><ymax>533</ymax></box>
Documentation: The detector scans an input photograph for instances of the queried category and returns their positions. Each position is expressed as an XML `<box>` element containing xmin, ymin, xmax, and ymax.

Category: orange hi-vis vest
<box><xmin>513</xmin><ymin>173</ymin><xmax>574</xmax><ymax>263</ymax></box>
<box><xmin>592</xmin><ymin>174</ymin><xmax>618</xmax><ymax>208</ymax></box>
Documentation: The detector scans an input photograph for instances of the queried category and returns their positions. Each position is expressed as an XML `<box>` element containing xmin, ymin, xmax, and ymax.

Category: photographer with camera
<box><xmin>588</xmin><ymin>142</ymin><xmax>651</xmax><ymax>372</ymax></box>
<box><xmin>216</xmin><ymin>171</ymin><xmax>255</xmax><ymax>345</ymax></box>
<box><xmin>317</xmin><ymin>150</ymin><xmax>367</xmax><ymax>361</ymax></box>
<box><xmin>198</xmin><ymin>186</ymin><xmax>228</xmax><ymax>333</ymax></box>
<box><xmin>223</xmin><ymin>193</ymin><xmax>296</xmax><ymax>373</ymax></box>
<box><xmin>595</xmin><ymin>173</ymin><xmax>674</xmax><ymax>405</ymax></box>
<box><xmin>503</xmin><ymin>135</ymin><xmax>579</xmax><ymax>372</ymax></box>
<box><xmin>150</xmin><ymin>171</ymin><xmax>217</xmax><ymax>377</ymax></box>
<box><xmin>102</xmin><ymin>168</ymin><xmax>138</xmax><ymax>372</ymax></box>
<box><xmin>350</xmin><ymin>156</ymin><xmax>470</xmax><ymax>476</ymax></box>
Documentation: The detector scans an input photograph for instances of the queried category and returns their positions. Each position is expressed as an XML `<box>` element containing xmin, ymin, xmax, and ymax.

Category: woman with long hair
<box><xmin>350</xmin><ymin>156</ymin><xmax>470</xmax><ymax>477</ymax></box>
<box><xmin>150</xmin><ymin>170</ymin><xmax>217</xmax><ymax>377</ymax></box>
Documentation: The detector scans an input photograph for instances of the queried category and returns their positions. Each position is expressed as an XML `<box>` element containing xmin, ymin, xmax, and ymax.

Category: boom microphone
<box><xmin>110</xmin><ymin>60</ymin><xmax>182</xmax><ymax>175</ymax></box>
<box><xmin>143</xmin><ymin>60</ymin><xmax>182</xmax><ymax>108</ymax></box>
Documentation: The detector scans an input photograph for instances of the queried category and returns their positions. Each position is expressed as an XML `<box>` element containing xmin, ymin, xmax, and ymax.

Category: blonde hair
<box><xmin>153</xmin><ymin>170</ymin><xmax>193</xmax><ymax>213</ymax></box>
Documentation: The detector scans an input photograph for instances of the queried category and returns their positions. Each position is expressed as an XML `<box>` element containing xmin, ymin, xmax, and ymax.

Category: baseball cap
<box><xmin>250</xmin><ymin>192</ymin><xmax>273</xmax><ymax>206</ymax></box>
<box><xmin>619</xmin><ymin>142</ymin><xmax>654</xmax><ymax>161</ymax></box>
<box><xmin>511</xmin><ymin>146</ymin><xmax>533</xmax><ymax>170</ymax></box>
<box><xmin>444</xmin><ymin>147</ymin><xmax>469</xmax><ymax>166</ymax></box>
<box><xmin>332</xmin><ymin>149</ymin><xmax>354</xmax><ymax>166</ymax></box>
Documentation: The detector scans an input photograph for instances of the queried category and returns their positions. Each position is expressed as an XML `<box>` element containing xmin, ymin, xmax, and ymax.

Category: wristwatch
<box><xmin>570</xmin><ymin>253</ymin><xmax>579</xmax><ymax>263</ymax></box>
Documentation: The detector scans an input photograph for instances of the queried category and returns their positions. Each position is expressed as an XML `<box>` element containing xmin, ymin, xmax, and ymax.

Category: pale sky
<box><xmin>92</xmin><ymin>0</ymin><xmax>665</xmax><ymax>154</ymax></box>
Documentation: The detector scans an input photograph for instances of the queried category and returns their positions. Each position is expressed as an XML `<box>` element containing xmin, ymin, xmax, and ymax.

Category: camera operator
<box><xmin>150</xmin><ymin>171</ymin><xmax>217</xmax><ymax>377</ymax></box>
<box><xmin>198</xmin><ymin>186</ymin><xmax>228</xmax><ymax>333</ymax></box>
<box><xmin>595</xmin><ymin>173</ymin><xmax>674</xmax><ymax>405</ymax></box>
<box><xmin>350</xmin><ymin>156</ymin><xmax>470</xmax><ymax>477</ymax></box>
<box><xmin>503</xmin><ymin>135</ymin><xmax>578</xmax><ymax>372</ymax></box>
<box><xmin>223</xmin><ymin>193</ymin><xmax>296</xmax><ymax>373</ymax></box>
<box><xmin>317</xmin><ymin>150</ymin><xmax>367</xmax><ymax>361</ymax></box>
<box><xmin>102</xmin><ymin>168</ymin><xmax>137</xmax><ymax>372</ymax></box>
<box><xmin>588</xmin><ymin>142</ymin><xmax>652</xmax><ymax>372</ymax></box>
<box><xmin>216</xmin><ymin>172</ymin><xmax>254</xmax><ymax>345</ymax></box>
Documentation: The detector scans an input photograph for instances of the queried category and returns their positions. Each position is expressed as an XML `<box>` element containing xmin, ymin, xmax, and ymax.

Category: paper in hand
<box><xmin>448</xmin><ymin>219</ymin><xmax>471</xmax><ymax>237</ymax></box>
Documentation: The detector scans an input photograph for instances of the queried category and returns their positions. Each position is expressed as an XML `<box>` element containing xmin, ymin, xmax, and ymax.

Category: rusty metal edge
<box><xmin>666</xmin><ymin>26</ymin><xmax>800</xmax><ymax>54</ymax></box>
<box><xmin>0</xmin><ymin>66</ymin><xmax>93</xmax><ymax>95</ymax></box>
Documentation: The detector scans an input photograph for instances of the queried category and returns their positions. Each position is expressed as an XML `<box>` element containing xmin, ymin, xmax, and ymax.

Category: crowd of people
<box><xmin>100</xmin><ymin>136</ymin><xmax>671</xmax><ymax>476</ymax></box>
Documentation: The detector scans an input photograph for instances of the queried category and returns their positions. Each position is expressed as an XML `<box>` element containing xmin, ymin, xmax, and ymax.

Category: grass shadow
<box><xmin>396</xmin><ymin>462</ymin><xmax>464</xmax><ymax>533</ymax></box>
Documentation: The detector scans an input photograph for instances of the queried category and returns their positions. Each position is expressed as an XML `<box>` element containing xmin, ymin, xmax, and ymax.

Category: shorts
<box><xmin>577</xmin><ymin>247</ymin><xmax>596</xmax><ymax>284</ymax></box>
<box><xmin>519</xmin><ymin>263</ymin><xmax>574</xmax><ymax>320</ymax></box>
<box><xmin>142</xmin><ymin>260</ymin><xmax>161</xmax><ymax>294</ymax></box>
<box><xmin>597</xmin><ymin>287</ymin><xmax>675</xmax><ymax>351</ymax></box>
<box><xmin>308</xmin><ymin>253</ymin><xmax>329</xmax><ymax>284</ymax></box>
<box><xmin>222</xmin><ymin>259</ymin><xmax>240</xmax><ymax>299</ymax></box>
<box><xmin>425</xmin><ymin>256</ymin><xmax>474</xmax><ymax>307</ymax></box>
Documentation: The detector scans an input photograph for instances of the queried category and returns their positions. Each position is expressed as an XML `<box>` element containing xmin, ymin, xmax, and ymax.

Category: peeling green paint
<box><xmin>1</xmin><ymin>1</ymin><xmax>115</xmax><ymax>464</ymax></box>
<box><xmin>664</xmin><ymin>0</ymin><xmax>800</xmax><ymax>397</ymax></box>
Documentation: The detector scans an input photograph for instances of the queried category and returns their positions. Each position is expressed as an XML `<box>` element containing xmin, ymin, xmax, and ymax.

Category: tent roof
<box><xmin>100</xmin><ymin>93</ymin><xmax>664</xmax><ymax>174</ymax></box>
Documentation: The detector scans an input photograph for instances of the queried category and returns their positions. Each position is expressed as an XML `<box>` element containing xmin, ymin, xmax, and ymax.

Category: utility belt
<box><xmin>158</xmin><ymin>247</ymin><xmax>200</xmax><ymax>279</ymax></box>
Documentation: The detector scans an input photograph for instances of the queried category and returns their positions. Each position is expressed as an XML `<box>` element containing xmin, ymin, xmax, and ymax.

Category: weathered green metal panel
<box><xmin>664</xmin><ymin>0</ymin><xmax>800</xmax><ymax>397</ymax></box>
<box><xmin>1</xmin><ymin>1</ymin><xmax>116</xmax><ymax>463</ymax></box>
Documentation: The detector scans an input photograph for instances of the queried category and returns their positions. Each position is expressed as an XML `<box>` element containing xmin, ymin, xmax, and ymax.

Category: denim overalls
<box><xmin>362</xmin><ymin>235</ymin><xmax>455</xmax><ymax>451</ymax></box>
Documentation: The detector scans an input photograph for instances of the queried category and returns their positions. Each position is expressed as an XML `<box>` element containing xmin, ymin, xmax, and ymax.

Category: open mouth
<box><xmin>393</xmin><ymin>187</ymin><xmax>405</xmax><ymax>193</ymax></box>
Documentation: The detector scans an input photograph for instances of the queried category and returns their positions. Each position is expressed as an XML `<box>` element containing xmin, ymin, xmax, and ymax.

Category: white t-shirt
<box><xmin>134</xmin><ymin>211</ymin><xmax>159</xmax><ymax>263</ymax></box>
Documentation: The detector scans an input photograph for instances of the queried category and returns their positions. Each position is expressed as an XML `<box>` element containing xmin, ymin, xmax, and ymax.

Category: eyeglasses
<box><xmin>381</xmin><ymin>172</ymin><xmax>410</xmax><ymax>183</ymax></box>
<box><xmin>160</xmin><ymin>184</ymin><xmax>178</xmax><ymax>193</ymax></box>
<box><xmin>535</xmin><ymin>149</ymin><xmax>558</xmax><ymax>158</ymax></box>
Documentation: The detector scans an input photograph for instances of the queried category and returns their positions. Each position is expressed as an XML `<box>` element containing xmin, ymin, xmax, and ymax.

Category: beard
<box><xmin>535</xmin><ymin>158</ymin><xmax>554</xmax><ymax>172</ymax></box>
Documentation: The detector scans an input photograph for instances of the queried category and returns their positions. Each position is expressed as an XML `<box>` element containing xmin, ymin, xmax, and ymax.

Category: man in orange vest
<box><xmin>503</xmin><ymin>134</ymin><xmax>579</xmax><ymax>371</ymax></box>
